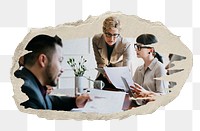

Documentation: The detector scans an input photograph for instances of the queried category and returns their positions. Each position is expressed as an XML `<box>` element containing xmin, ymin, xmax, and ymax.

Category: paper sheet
<box><xmin>104</xmin><ymin>66</ymin><xmax>134</xmax><ymax>91</ymax></box>
<box><xmin>82</xmin><ymin>89</ymin><xmax>126</xmax><ymax>114</ymax></box>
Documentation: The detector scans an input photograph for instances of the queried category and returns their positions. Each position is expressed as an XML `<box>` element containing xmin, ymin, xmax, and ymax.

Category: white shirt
<box><xmin>133</xmin><ymin>58</ymin><xmax>169</xmax><ymax>94</ymax></box>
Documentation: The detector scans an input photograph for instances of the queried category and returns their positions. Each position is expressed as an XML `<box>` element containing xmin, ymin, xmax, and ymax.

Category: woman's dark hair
<box><xmin>136</xmin><ymin>34</ymin><xmax>163</xmax><ymax>63</ymax></box>
<box><xmin>154</xmin><ymin>52</ymin><xmax>163</xmax><ymax>63</ymax></box>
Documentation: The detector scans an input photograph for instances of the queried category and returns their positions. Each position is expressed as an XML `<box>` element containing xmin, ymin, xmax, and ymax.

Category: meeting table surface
<box><xmin>51</xmin><ymin>88</ymin><xmax>135</xmax><ymax>112</ymax></box>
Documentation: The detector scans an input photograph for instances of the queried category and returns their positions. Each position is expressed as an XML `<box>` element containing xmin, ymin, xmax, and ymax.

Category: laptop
<box><xmin>121</xmin><ymin>76</ymin><xmax>136</xmax><ymax>99</ymax></box>
<box><xmin>121</xmin><ymin>76</ymin><xmax>150</xmax><ymax>100</ymax></box>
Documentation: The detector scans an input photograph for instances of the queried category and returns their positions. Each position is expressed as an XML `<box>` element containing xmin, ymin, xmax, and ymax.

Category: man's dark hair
<box><xmin>24</xmin><ymin>34</ymin><xmax>63</xmax><ymax>66</ymax></box>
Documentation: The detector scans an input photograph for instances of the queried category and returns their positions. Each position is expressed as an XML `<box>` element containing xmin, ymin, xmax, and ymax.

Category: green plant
<box><xmin>67</xmin><ymin>56</ymin><xmax>87</xmax><ymax>77</ymax></box>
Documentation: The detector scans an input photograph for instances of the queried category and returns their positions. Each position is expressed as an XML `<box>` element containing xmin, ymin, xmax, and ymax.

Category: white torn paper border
<box><xmin>10</xmin><ymin>12</ymin><xmax>193</xmax><ymax>120</ymax></box>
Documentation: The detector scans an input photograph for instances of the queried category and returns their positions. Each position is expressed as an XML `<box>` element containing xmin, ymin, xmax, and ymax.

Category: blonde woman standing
<box><xmin>92</xmin><ymin>16</ymin><xmax>133</xmax><ymax>90</ymax></box>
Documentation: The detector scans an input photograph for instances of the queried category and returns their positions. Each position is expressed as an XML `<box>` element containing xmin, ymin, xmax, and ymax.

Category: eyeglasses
<box><xmin>134</xmin><ymin>44</ymin><xmax>152</xmax><ymax>51</ymax></box>
<box><xmin>104</xmin><ymin>32</ymin><xmax>120</xmax><ymax>38</ymax></box>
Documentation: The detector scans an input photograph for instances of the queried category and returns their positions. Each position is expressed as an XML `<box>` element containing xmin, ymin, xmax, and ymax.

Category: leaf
<box><xmin>67</xmin><ymin>56</ymin><xmax>87</xmax><ymax>76</ymax></box>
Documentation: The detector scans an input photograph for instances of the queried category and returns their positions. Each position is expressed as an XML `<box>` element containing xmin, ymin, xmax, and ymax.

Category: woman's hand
<box><xmin>130</xmin><ymin>83</ymin><xmax>156</xmax><ymax>101</ymax></box>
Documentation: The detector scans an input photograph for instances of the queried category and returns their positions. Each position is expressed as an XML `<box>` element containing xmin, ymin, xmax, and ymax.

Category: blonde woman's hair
<box><xmin>102</xmin><ymin>16</ymin><xmax>121</xmax><ymax>33</ymax></box>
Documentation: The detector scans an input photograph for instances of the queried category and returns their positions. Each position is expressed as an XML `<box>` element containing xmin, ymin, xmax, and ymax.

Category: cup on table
<box><xmin>93</xmin><ymin>80</ymin><xmax>105</xmax><ymax>90</ymax></box>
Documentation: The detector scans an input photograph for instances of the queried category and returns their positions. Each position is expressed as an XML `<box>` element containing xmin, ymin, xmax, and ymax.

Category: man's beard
<box><xmin>45</xmin><ymin>64</ymin><xmax>57</xmax><ymax>87</ymax></box>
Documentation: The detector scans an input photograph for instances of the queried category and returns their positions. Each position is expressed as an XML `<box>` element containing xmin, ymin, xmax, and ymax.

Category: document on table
<box><xmin>103</xmin><ymin>66</ymin><xmax>134</xmax><ymax>91</ymax></box>
<box><xmin>82</xmin><ymin>89</ymin><xmax>126</xmax><ymax>114</ymax></box>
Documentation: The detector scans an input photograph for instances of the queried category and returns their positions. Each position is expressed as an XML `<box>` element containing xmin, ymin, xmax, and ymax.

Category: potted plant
<box><xmin>67</xmin><ymin>56</ymin><xmax>87</xmax><ymax>96</ymax></box>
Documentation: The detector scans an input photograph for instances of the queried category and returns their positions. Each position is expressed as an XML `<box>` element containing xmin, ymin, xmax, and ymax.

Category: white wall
<box><xmin>58</xmin><ymin>37</ymin><xmax>97</xmax><ymax>89</ymax></box>
<box><xmin>58</xmin><ymin>37</ymin><xmax>169</xmax><ymax>89</ymax></box>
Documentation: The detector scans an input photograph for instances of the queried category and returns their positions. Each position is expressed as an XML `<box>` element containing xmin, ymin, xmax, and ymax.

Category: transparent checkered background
<box><xmin>0</xmin><ymin>0</ymin><xmax>199</xmax><ymax>131</ymax></box>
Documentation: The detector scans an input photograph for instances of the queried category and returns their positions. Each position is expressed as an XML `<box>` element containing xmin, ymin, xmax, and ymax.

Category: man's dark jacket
<box><xmin>14</xmin><ymin>67</ymin><xmax>77</xmax><ymax>111</ymax></box>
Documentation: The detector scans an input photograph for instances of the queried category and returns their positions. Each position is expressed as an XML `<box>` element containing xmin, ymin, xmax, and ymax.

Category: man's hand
<box><xmin>75</xmin><ymin>94</ymin><xmax>92</xmax><ymax>108</ymax></box>
<box><xmin>46</xmin><ymin>85</ymin><xmax>54</xmax><ymax>94</ymax></box>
